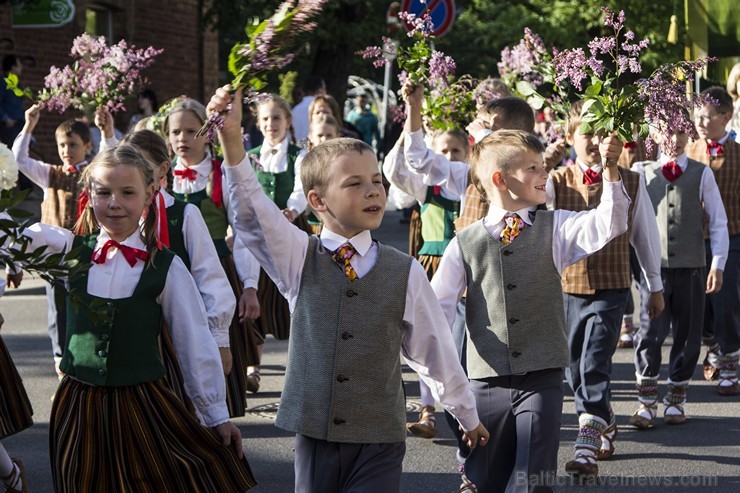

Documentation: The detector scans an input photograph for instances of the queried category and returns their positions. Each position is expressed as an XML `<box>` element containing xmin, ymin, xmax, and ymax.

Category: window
<box><xmin>85</xmin><ymin>6</ymin><xmax>113</xmax><ymax>42</ymax></box>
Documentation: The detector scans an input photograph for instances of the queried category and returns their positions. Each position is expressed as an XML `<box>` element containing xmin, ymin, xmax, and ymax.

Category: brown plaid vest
<box><xmin>617</xmin><ymin>139</ymin><xmax>656</xmax><ymax>169</ymax></box>
<box><xmin>550</xmin><ymin>165</ymin><xmax>640</xmax><ymax>294</ymax></box>
<box><xmin>685</xmin><ymin>138</ymin><xmax>740</xmax><ymax>237</ymax></box>
<box><xmin>454</xmin><ymin>171</ymin><xmax>489</xmax><ymax>232</ymax></box>
<box><xmin>41</xmin><ymin>166</ymin><xmax>84</xmax><ymax>229</ymax></box>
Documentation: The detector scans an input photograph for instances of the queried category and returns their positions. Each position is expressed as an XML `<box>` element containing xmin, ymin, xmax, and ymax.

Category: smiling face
<box><xmin>56</xmin><ymin>132</ymin><xmax>90</xmax><ymax>167</ymax></box>
<box><xmin>167</xmin><ymin>110</ymin><xmax>207</xmax><ymax>166</ymax></box>
<box><xmin>493</xmin><ymin>150</ymin><xmax>548</xmax><ymax>210</ymax></box>
<box><xmin>307</xmin><ymin>149</ymin><xmax>386</xmax><ymax>238</ymax></box>
<box><xmin>89</xmin><ymin>164</ymin><xmax>155</xmax><ymax>242</ymax></box>
<box><xmin>568</xmin><ymin>128</ymin><xmax>602</xmax><ymax>167</ymax></box>
<box><xmin>258</xmin><ymin>101</ymin><xmax>290</xmax><ymax>146</ymax></box>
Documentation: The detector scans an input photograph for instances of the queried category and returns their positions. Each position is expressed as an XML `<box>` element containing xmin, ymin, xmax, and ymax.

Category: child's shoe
<box><xmin>246</xmin><ymin>367</ymin><xmax>261</xmax><ymax>394</ymax></box>
<box><xmin>456</xmin><ymin>462</ymin><xmax>477</xmax><ymax>493</ymax></box>
<box><xmin>663</xmin><ymin>383</ymin><xmax>687</xmax><ymax>425</ymax></box>
<box><xmin>717</xmin><ymin>354</ymin><xmax>740</xmax><ymax>396</ymax></box>
<box><xmin>629</xmin><ymin>377</ymin><xmax>658</xmax><ymax>429</ymax></box>
<box><xmin>617</xmin><ymin>320</ymin><xmax>636</xmax><ymax>349</ymax></box>
<box><xmin>597</xmin><ymin>421</ymin><xmax>618</xmax><ymax>460</ymax></box>
<box><xmin>406</xmin><ymin>405</ymin><xmax>437</xmax><ymax>438</ymax></box>
<box><xmin>1</xmin><ymin>458</ymin><xmax>28</xmax><ymax>493</ymax></box>
<box><xmin>565</xmin><ymin>414</ymin><xmax>605</xmax><ymax>477</ymax></box>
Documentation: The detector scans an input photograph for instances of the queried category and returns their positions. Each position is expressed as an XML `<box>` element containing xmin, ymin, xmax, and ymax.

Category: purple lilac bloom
<box><xmin>428</xmin><ymin>51</ymin><xmax>456</xmax><ymax>88</ymax></box>
<box><xmin>552</xmin><ymin>47</ymin><xmax>589</xmax><ymax>91</ymax></box>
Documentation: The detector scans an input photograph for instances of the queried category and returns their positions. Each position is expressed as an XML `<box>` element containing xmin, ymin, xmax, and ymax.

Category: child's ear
<box><xmin>85</xmin><ymin>141</ymin><xmax>93</xmax><ymax>153</ymax></box>
<box><xmin>565</xmin><ymin>133</ymin><xmax>575</xmax><ymax>146</ymax></box>
<box><xmin>306</xmin><ymin>189</ymin><xmax>327</xmax><ymax>212</ymax></box>
<box><xmin>491</xmin><ymin>170</ymin><xmax>507</xmax><ymax>190</ymax></box>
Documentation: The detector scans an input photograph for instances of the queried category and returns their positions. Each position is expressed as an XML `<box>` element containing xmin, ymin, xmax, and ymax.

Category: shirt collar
<box><xmin>659</xmin><ymin>152</ymin><xmax>687</xmax><ymax>169</ymax></box>
<box><xmin>712</xmin><ymin>131</ymin><xmax>731</xmax><ymax>146</ymax></box>
<box><xmin>261</xmin><ymin>136</ymin><xmax>289</xmax><ymax>156</ymax></box>
<box><xmin>486</xmin><ymin>204</ymin><xmax>537</xmax><ymax>226</ymax></box>
<box><xmin>97</xmin><ymin>228</ymin><xmax>146</xmax><ymax>250</ymax></box>
<box><xmin>320</xmin><ymin>228</ymin><xmax>373</xmax><ymax>256</ymax></box>
<box><xmin>576</xmin><ymin>159</ymin><xmax>602</xmax><ymax>173</ymax></box>
<box><xmin>174</xmin><ymin>153</ymin><xmax>212</xmax><ymax>176</ymax></box>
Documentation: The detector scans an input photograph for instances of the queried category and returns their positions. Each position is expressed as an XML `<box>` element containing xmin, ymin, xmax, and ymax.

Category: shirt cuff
<box><xmin>644</xmin><ymin>274</ymin><xmax>664</xmax><ymax>293</ymax></box>
<box><xmin>455</xmin><ymin>409</ymin><xmax>481</xmax><ymax>433</ymax></box>
<box><xmin>195</xmin><ymin>399</ymin><xmax>230</xmax><ymax>427</ymax></box>
<box><xmin>242</xmin><ymin>279</ymin><xmax>258</xmax><ymax>290</ymax></box>
<box><xmin>209</xmin><ymin>326</ymin><xmax>231</xmax><ymax>348</ymax></box>
<box><xmin>473</xmin><ymin>129</ymin><xmax>493</xmax><ymax>144</ymax></box>
<box><xmin>711</xmin><ymin>256</ymin><xmax>726</xmax><ymax>272</ymax></box>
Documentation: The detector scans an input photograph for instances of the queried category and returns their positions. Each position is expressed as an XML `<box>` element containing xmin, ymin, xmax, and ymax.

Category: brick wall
<box><xmin>1</xmin><ymin>0</ymin><xmax>219</xmax><ymax>162</ymax></box>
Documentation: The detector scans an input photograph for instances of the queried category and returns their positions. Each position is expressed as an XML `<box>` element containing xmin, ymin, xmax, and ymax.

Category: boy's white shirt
<box><xmin>19</xmin><ymin>223</ymin><xmax>230</xmax><ymax>427</ymax></box>
<box><xmin>12</xmin><ymin>131</ymin><xmax>87</xmax><ymax>194</ymax></box>
<box><xmin>432</xmin><ymin>181</ymin><xmax>631</xmax><ymax>328</ymax></box>
<box><xmin>544</xmin><ymin>160</ymin><xmax>664</xmax><ymax>293</ymax></box>
<box><xmin>255</xmin><ymin>135</ymin><xmax>308</xmax><ymax>213</ymax></box>
<box><xmin>403</xmin><ymin>129</ymin><xmax>470</xmax><ymax>199</ymax></box>
<box><xmin>223</xmin><ymin>155</ymin><xmax>481</xmax><ymax>432</ymax></box>
<box><xmin>632</xmin><ymin>153</ymin><xmax>729</xmax><ymax>271</ymax></box>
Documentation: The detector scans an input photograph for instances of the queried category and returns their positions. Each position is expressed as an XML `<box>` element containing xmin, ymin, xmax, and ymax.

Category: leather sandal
<box><xmin>246</xmin><ymin>371</ymin><xmax>261</xmax><ymax>394</ymax></box>
<box><xmin>717</xmin><ymin>378</ymin><xmax>740</xmax><ymax>396</ymax></box>
<box><xmin>406</xmin><ymin>405</ymin><xmax>437</xmax><ymax>438</ymax></box>
<box><xmin>565</xmin><ymin>450</ymin><xmax>598</xmax><ymax>477</ymax></box>
<box><xmin>629</xmin><ymin>402</ymin><xmax>657</xmax><ymax>429</ymax></box>
<box><xmin>1</xmin><ymin>458</ymin><xmax>28</xmax><ymax>493</ymax></box>
<box><xmin>664</xmin><ymin>402</ymin><xmax>687</xmax><ymax>425</ymax></box>
<box><xmin>597</xmin><ymin>422</ymin><xmax>618</xmax><ymax>460</ymax></box>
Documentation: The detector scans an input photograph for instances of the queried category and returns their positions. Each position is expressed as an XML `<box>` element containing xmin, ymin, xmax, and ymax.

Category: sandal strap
<box><xmin>1</xmin><ymin>462</ymin><xmax>21</xmax><ymax>491</ymax></box>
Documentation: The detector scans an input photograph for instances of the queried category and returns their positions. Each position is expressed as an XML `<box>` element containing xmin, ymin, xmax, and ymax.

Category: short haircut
<box><xmin>567</xmin><ymin>100</ymin><xmax>585</xmax><ymax>136</ymax></box>
<box><xmin>301</xmin><ymin>137</ymin><xmax>373</xmax><ymax>193</ymax></box>
<box><xmin>469</xmin><ymin>130</ymin><xmax>544</xmax><ymax>193</ymax></box>
<box><xmin>727</xmin><ymin>63</ymin><xmax>740</xmax><ymax>99</ymax></box>
<box><xmin>701</xmin><ymin>86</ymin><xmax>733</xmax><ymax>114</ymax></box>
<box><xmin>431</xmin><ymin>129</ymin><xmax>469</xmax><ymax>153</ymax></box>
<box><xmin>302</xmin><ymin>74</ymin><xmax>325</xmax><ymax>95</ymax></box>
<box><xmin>479</xmin><ymin>97</ymin><xmax>535</xmax><ymax>132</ymax></box>
<box><xmin>2</xmin><ymin>55</ymin><xmax>18</xmax><ymax>73</ymax></box>
<box><xmin>56</xmin><ymin>119</ymin><xmax>91</xmax><ymax>144</ymax></box>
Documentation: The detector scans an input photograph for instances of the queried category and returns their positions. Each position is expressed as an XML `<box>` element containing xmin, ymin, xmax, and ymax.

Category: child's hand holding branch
<box><xmin>207</xmin><ymin>85</ymin><xmax>244</xmax><ymax>167</ymax></box>
<box><xmin>599</xmin><ymin>134</ymin><xmax>624</xmax><ymax>182</ymax></box>
<box><xmin>94</xmin><ymin>106</ymin><xmax>115</xmax><ymax>139</ymax></box>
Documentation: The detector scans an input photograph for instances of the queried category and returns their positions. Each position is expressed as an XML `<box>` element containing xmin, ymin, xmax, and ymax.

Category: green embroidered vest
<box><xmin>247</xmin><ymin>144</ymin><xmax>301</xmax><ymax>209</ymax></box>
<box><xmin>60</xmin><ymin>235</ymin><xmax>173</xmax><ymax>387</ymax></box>
<box><xmin>418</xmin><ymin>186</ymin><xmax>459</xmax><ymax>256</ymax></box>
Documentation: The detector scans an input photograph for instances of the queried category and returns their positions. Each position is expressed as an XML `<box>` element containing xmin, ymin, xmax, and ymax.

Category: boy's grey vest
<box><xmin>276</xmin><ymin>237</ymin><xmax>412</xmax><ymax>443</ymax></box>
<box><xmin>643</xmin><ymin>159</ymin><xmax>706</xmax><ymax>268</ymax></box>
<box><xmin>457</xmin><ymin>211</ymin><xmax>568</xmax><ymax>378</ymax></box>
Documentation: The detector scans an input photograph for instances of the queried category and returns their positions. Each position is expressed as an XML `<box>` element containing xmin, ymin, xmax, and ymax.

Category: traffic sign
<box><xmin>400</xmin><ymin>0</ymin><xmax>456</xmax><ymax>38</ymax></box>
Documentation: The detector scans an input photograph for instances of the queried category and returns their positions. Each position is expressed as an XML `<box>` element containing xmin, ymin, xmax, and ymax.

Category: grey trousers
<box><xmin>465</xmin><ymin>369</ymin><xmax>564</xmax><ymax>493</ymax></box>
<box><xmin>294</xmin><ymin>434</ymin><xmax>405</xmax><ymax>493</ymax></box>
<box><xmin>635</xmin><ymin>267</ymin><xmax>705</xmax><ymax>382</ymax></box>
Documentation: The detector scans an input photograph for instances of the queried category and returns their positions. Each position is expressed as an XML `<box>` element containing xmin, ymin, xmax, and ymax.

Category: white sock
<box><xmin>0</xmin><ymin>444</ymin><xmax>13</xmax><ymax>478</ymax></box>
<box><xmin>419</xmin><ymin>379</ymin><xmax>435</xmax><ymax>408</ymax></box>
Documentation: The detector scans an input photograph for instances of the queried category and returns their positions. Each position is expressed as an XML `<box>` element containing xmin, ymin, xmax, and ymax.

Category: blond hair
<box><xmin>469</xmin><ymin>130</ymin><xmax>544</xmax><ymax>194</ymax></box>
<box><xmin>255</xmin><ymin>94</ymin><xmax>296</xmax><ymax>143</ymax></box>
<box><xmin>301</xmin><ymin>137</ymin><xmax>372</xmax><ymax>193</ymax></box>
<box><xmin>431</xmin><ymin>129</ymin><xmax>469</xmax><ymax>158</ymax></box>
<box><xmin>307</xmin><ymin>114</ymin><xmax>341</xmax><ymax>151</ymax></box>
<box><xmin>163</xmin><ymin>97</ymin><xmax>213</xmax><ymax>157</ymax></box>
<box><xmin>74</xmin><ymin>144</ymin><xmax>159</xmax><ymax>266</ymax></box>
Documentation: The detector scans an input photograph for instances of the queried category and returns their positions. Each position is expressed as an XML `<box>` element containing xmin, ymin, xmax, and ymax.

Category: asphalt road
<box><xmin>1</xmin><ymin>210</ymin><xmax>739</xmax><ymax>492</ymax></box>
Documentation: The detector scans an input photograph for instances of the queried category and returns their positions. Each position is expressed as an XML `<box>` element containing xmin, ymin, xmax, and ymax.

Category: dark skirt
<box><xmin>159</xmin><ymin>321</ymin><xmax>197</xmax><ymax>416</ymax></box>
<box><xmin>50</xmin><ymin>377</ymin><xmax>256</xmax><ymax>493</ymax></box>
<box><xmin>255</xmin><ymin>268</ymin><xmax>291</xmax><ymax>340</ymax></box>
<box><xmin>0</xmin><ymin>335</ymin><xmax>33</xmax><ymax>439</ymax></box>
<box><xmin>408</xmin><ymin>208</ymin><xmax>424</xmax><ymax>259</ymax></box>
<box><xmin>418</xmin><ymin>254</ymin><xmax>442</xmax><ymax>282</ymax></box>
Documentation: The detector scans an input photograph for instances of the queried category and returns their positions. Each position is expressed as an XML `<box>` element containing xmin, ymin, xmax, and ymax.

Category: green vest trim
<box><xmin>165</xmin><ymin>198</ymin><xmax>191</xmax><ymax>270</ymax></box>
<box><xmin>172</xmin><ymin>189</ymin><xmax>230</xmax><ymax>258</ymax></box>
<box><xmin>418</xmin><ymin>186</ymin><xmax>459</xmax><ymax>256</ymax></box>
<box><xmin>248</xmin><ymin>144</ymin><xmax>301</xmax><ymax>209</ymax></box>
<box><xmin>61</xmin><ymin>235</ymin><xmax>173</xmax><ymax>387</ymax></box>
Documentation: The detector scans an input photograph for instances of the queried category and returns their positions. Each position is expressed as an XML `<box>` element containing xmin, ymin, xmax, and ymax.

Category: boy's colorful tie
<box><xmin>499</xmin><ymin>213</ymin><xmax>526</xmax><ymax>245</ymax></box>
<box><xmin>332</xmin><ymin>243</ymin><xmax>358</xmax><ymax>281</ymax></box>
<box><xmin>661</xmin><ymin>161</ymin><xmax>683</xmax><ymax>182</ymax></box>
<box><xmin>583</xmin><ymin>168</ymin><xmax>602</xmax><ymax>185</ymax></box>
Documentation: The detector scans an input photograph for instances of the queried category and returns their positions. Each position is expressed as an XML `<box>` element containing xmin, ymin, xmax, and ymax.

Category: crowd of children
<box><xmin>1</xmin><ymin>41</ymin><xmax>739</xmax><ymax>493</ymax></box>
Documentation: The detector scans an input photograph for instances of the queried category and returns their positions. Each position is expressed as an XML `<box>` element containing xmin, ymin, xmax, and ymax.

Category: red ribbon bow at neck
<box><xmin>174</xmin><ymin>167</ymin><xmax>198</xmax><ymax>181</ymax></box>
<box><xmin>92</xmin><ymin>239</ymin><xmax>149</xmax><ymax>267</ymax></box>
<box><xmin>706</xmin><ymin>141</ymin><xmax>724</xmax><ymax>156</ymax></box>
<box><xmin>583</xmin><ymin>168</ymin><xmax>602</xmax><ymax>185</ymax></box>
<box><xmin>661</xmin><ymin>161</ymin><xmax>683</xmax><ymax>182</ymax></box>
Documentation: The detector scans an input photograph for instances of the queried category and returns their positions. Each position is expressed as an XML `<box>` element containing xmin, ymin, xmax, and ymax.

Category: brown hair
<box><xmin>121</xmin><ymin>129</ymin><xmax>172</xmax><ymax>191</ymax></box>
<box><xmin>308</xmin><ymin>94</ymin><xmax>344</xmax><ymax>125</ymax></box>
<box><xmin>74</xmin><ymin>144</ymin><xmax>159</xmax><ymax>265</ymax></box>
<box><xmin>56</xmin><ymin>119</ymin><xmax>91</xmax><ymax>144</ymax></box>
<box><xmin>469</xmin><ymin>130</ymin><xmax>544</xmax><ymax>194</ymax></box>
<box><xmin>301</xmin><ymin>137</ymin><xmax>373</xmax><ymax>193</ymax></box>
<box><xmin>700</xmin><ymin>86</ymin><xmax>734</xmax><ymax>114</ymax></box>
<box><xmin>567</xmin><ymin>99</ymin><xmax>585</xmax><ymax>136</ymax></box>
<box><xmin>307</xmin><ymin>114</ymin><xmax>341</xmax><ymax>150</ymax></box>
<box><xmin>431</xmin><ymin>129</ymin><xmax>469</xmax><ymax>158</ymax></box>
<box><xmin>255</xmin><ymin>94</ymin><xmax>296</xmax><ymax>143</ymax></box>
<box><xmin>479</xmin><ymin>96</ymin><xmax>535</xmax><ymax>133</ymax></box>
<box><xmin>163</xmin><ymin>97</ymin><xmax>213</xmax><ymax>157</ymax></box>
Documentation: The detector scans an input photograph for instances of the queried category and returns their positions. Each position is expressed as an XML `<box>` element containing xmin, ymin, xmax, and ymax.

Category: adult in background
<box><xmin>128</xmin><ymin>89</ymin><xmax>159</xmax><ymax>132</ymax></box>
<box><xmin>347</xmin><ymin>92</ymin><xmax>381</xmax><ymax>149</ymax></box>
<box><xmin>291</xmin><ymin>75</ymin><xmax>325</xmax><ymax>142</ymax></box>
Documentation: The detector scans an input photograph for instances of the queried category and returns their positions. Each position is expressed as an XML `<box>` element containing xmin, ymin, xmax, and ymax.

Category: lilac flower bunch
<box><xmin>37</xmin><ymin>34</ymin><xmax>163</xmax><ymax>115</ymax></box>
<box><xmin>497</xmin><ymin>28</ymin><xmax>546</xmax><ymax>89</ymax></box>
<box><xmin>424</xmin><ymin>75</ymin><xmax>478</xmax><ymax>132</ymax></box>
<box><xmin>200</xmin><ymin>0</ymin><xmax>327</xmax><ymax>140</ymax></box>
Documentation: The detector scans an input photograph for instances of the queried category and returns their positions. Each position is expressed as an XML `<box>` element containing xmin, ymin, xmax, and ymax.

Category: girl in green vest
<box><xmin>164</xmin><ymin>98</ymin><xmax>261</xmax><ymax>416</ymax></box>
<box><xmin>21</xmin><ymin>144</ymin><xmax>255</xmax><ymax>491</ymax></box>
<box><xmin>245</xmin><ymin>94</ymin><xmax>308</xmax><ymax>392</ymax></box>
<box><xmin>0</xmin><ymin>303</ymin><xmax>32</xmax><ymax>493</ymax></box>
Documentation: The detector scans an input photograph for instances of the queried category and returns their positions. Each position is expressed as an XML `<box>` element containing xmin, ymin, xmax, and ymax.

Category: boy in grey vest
<box><xmin>430</xmin><ymin>128</ymin><xmax>630</xmax><ymax>492</ymax></box>
<box><xmin>630</xmin><ymin>126</ymin><xmax>728</xmax><ymax>429</ymax></box>
<box><xmin>209</xmin><ymin>86</ymin><xmax>488</xmax><ymax>493</ymax></box>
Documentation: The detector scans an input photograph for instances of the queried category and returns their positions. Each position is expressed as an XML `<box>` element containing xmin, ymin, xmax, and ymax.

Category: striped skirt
<box><xmin>418</xmin><ymin>254</ymin><xmax>442</xmax><ymax>282</ymax></box>
<box><xmin>0</xmin><ymin>336</ymin><xmax>33</xmax><ymax>439</ymax></box>
<box><xmin>408</xmin><ymin>208</ymin><xmax>424</xmax><ymax>259</ymax></box>
<box><xmin>50</xmin><ymin>377</ymin><xmax>257</xmax><ymax>492</ymax></box>
<box><xmin>255</xmin><ymin>268</ymin><xmax>291</xmax><ymax>341</ymax></box>
<box><xmin>159</xmin><ymin>322</ymin><xmax>196</xmax><ymax>416</ymax></box>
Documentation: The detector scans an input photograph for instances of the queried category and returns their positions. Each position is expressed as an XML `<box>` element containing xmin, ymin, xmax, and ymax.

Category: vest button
<box><xmin>512</xmin><ymin>351</ymin><xmax>522</xmax><ymax>358</ymax></box>
<box><xmin>667</xmin><ymin>186</ymin><xmax>674</xmax><ymax>191</ymax></box>
<box><xmin>106</xmin><ymin>301</ymin><xmax>113</xmax><ymax>307</ymax></box>
<box><xmin>97</xmin><ymin>350</ymin><xmax>107</xmax><ymax>357</ymax></box>
<box><xmin>341</xmin><ymin>332</ymin><xmax>353</xmax><ymax>340</ymax></box>
<box><xmin>333</xmin><ymin>417</ymin><xmax>346</xmax><ymax>425</ymax></box>
<box><xmin>346</xmin><ymin>289</ymin><xmax>358</xmax><ymax>297</ymax></box>
<box><xmin>98</xmin><ymin>369</ymin><xmax>106</xmax><ymax>376</ymax></box>
<box><xmin>669</xmin><ymin>237</ymin><xmax>675</xmax><ymax>241</ymax></box>
<box><xmin>503</xmin><ymin>250</ymin><xmax>513</xmax><ymax>256</ymax></box>
<box><xmin>506</xmin><ymin>284</ymin><xmax>517</xmax><ymax>290</ymax></box>
<box><xmin>668</xmin><ymin>219</ymin><xmax>675</xmax><ymax>225</ymax></box>
<box><xmin>337</xmin><ymin>374</ymin><xmax>349</xmax><ymax>382</ymax></box>
<box><xmin>668</xmin><ymin>203</ymin><xmax>675</xmax><ymax>207</ymax></box>
<box><xmin>508</xmin><ymin>317</ymin><xmax>519</xmax><ymax>324</ymax></box>
<box><xmin>668</xmin><ymin>252</ymin><xmax>675</xmax><ymax>257</ymax></box>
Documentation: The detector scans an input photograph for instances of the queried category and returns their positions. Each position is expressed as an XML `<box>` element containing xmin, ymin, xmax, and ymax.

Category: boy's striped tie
<box><xmin>332</xmin><ymin>243</ymin><xmax>358</xmax><ymax>281</ymax></box>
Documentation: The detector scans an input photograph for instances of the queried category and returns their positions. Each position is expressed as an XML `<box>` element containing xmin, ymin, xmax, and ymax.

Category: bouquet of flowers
<box><xmin>360</xmin><ymin>4</ymin><xmax>459</xmax><ymax>130</ymax></box>
<box><xmin>200</xmin><ymin>0</ymin><xmax>328</xmax><ymax>141</ymax></box>
<box><xmin>6</xmin><ymin>34</ymin><xmax>163</xmax><ymax>116</ymax></box>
